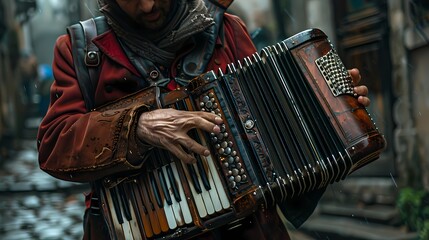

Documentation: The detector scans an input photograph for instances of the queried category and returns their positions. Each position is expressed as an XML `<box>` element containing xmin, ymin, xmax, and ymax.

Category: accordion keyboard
<box><xmin>102</xmin><ymin>149</ymin><xmax>230</xmax><ymax>239</ymax></box>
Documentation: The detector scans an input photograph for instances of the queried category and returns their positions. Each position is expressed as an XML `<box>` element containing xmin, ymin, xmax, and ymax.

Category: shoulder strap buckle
<box><xmin>85</xmin><ymin>50</ymin><xmax>100</xmax><ymax>67</ymax></box>
<box><xmin>80</xmin><ymin>18</ymin><xmax>100</xmax><ymax>68</ymax></box>
<box><xmin>67</xmin><ymin>16</ymin><xmax>108</xmax><ymax>111</ymax></box>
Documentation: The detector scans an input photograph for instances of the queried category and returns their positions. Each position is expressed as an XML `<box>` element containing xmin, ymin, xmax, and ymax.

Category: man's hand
<box><xmin>349</xmin><ymin>68</ymin><xmax>370</xmax><ymax>107</ymax></box>
<box><xmin>136</xmin><ymin>108</ymin><xmax>223</xmax><ymax>164</ymax></box>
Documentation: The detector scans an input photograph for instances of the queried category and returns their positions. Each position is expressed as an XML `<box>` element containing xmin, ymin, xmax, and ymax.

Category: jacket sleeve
<box><xmin>37</xmin><ymin>34</ymin><xmax>152</xmax><ymax>183</ymax></box>
<box><xmin>222</xmin><ymin>13</ymin><xmax>258</xmax><ymax>62</ymax></box>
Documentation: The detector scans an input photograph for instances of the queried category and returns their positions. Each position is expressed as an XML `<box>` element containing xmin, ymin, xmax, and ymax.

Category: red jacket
<box><xmin>37</xmin><ymin>13</ymin><xmax>257</xmax><ymax>183</ymax></box>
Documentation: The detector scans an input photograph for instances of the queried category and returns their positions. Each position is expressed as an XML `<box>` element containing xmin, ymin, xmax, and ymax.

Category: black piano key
<box><xmin>186</xmin><ymin>127</ymin><xmax>212</xmax><ymax>192</ymax></box>
<box><xmin>138</xmin><ymin>175</ymin><xmax>158</xmax><ymax>217</ymax></box>
<box><xmin>141</xmin><ymin>196</ymin><xmax>149</xmax><ymax>214</ymax></box>
<box><xmin>129</xmin><ymin>182</ymin><xmax>148</xmax><ymax>215</ymax></box>
<box><xmin>110</xmin><ymin>187</ymin><xmax>124</xmax><ymax>224</ymax></box>
<box><xmin>157</xmin><ymin>168</ymin><xmax>172</xmax><ymax>205</ymax></box>
<box><xmin>187</xmin><ymin>163</ymin><xmax>202</xmax><ymax>194</ymax></box>
<box><xmin>118</xmin><ymin>184</ymin><xmax>132</xmax><ymax>221</ymax></box>
<box><xmin>196</xmin><ymin>156</ymin><xmax>211</xmax><ymax>191</ymax></box>
<box><xmin>157</xmin><ymin>150</ymin><xmax>182</xmax><ymax>203</ymax></box>
<box><xmin>166</xmin><ymin>164</ymin><xmax>181</xmax><ymax>202</ymax></box>
<box><xmin>149</xmin><ymin>171</ymin><xmax>164</xmax><ymax>208</ymax></box>
<box><xmin>173</xmin><ymin>100</ymin><xmax>211</xmax><ymax>192</ymax></box>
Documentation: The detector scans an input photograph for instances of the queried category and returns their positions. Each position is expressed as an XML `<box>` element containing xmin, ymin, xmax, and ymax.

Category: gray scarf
<box><xmin>98</xmin><ymin>0</ymin><xmax>214</xmax><ymax>66</ymax></box>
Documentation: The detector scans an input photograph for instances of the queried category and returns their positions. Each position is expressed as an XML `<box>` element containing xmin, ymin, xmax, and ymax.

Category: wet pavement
<box><xmin>0</xmin><ymin>119</ymin><xmax>90</xmax><ymax>240</ymax></box>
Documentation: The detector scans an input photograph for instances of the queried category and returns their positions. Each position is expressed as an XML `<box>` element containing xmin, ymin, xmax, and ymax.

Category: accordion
<box><xmin>95</xmin><ymin>28</ymin><xmax>386</xmax><ymax>240</ymax></box>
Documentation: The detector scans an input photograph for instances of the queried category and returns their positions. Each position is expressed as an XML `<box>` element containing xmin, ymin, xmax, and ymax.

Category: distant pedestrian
<box><xmin>19</xmin><ymin>51</ymin><xmax>38</xmax><ymax>105</ymax></box>
<box><xmin>37</xmin><ymin>64</ymin><xmax>53</xmax><ymax>116</ymax></box>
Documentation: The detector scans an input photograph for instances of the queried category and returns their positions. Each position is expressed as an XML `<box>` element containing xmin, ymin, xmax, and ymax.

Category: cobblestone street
<box><xmin>0</xmin><ymin>118</ymin><xmax>90</xmax><ymax>240</ymax></box>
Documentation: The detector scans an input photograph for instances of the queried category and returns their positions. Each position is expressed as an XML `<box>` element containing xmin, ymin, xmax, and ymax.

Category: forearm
<box><xmin>37</xmin><ymin>98</ymin><xmax>152</xmax><ymax>182</ymax></box>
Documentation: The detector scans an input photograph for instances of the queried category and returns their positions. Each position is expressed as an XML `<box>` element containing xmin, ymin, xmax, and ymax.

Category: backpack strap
<box><xmin>67</xmin><ymin>16</ymin><xmax>108</xmax><ymax>111</ymax></box>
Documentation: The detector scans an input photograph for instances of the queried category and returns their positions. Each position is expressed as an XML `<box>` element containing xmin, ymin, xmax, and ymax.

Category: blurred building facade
<box><xmin>0</xmin><ymin>0</ymin><xmax>428</xmax><ymax>239</ymax></box>
<box><xmin>0</xmin><ymin>0</ymin><xmax>38</xmax><ymax>158</ymax></box>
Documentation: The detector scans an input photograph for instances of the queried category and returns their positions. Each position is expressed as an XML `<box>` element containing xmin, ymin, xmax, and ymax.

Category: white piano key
<box><xmin>115</xmin><ymin>189</ymin><xmax>134</xmax><ymax>240</ymax></box>
<box><xmin>153</xmin><ymin>169</ymin><xmax>178</xmax><ymax>230</ymax></box>
<box><xmin>162</xmin><ymin>166</ymin><xmax>185</xmax><ymax>227</ymax></box>
<box><xmin>205</xmin><ymin>154</ymin><xmax>231</xmax><ymax>209</ymax></box>
<box><xmin>179</xmin><ymin>161</ymin><xmax>208</xmax><ymax>218</ymax></box>
<box><xmin>171</xmin><ymin>162</ymin><xmax>193</xmax><ymax>224</ymax></box>
<box><xmin>104</xmin><ymin>188</ymin><xmax>129</xmax><ymax>240</ymax></box>
<box><xmin>192</xmin><ymin>162</ymin><xmax>215</xmax><ymax>215</ymax></box>
<box><xmin>126</xmin><ymin>196</ymin><xmax>143</xmax><ymax>240</ymax></box>
<box><xmin>200</xmin><ymin>156</ymin><xmax>223</xmax><ymax>212</ymax></box>
<box><xmin>101</xmin><ymin>188</ymin><xmax>127</xmax><ymax>240</ymax></box>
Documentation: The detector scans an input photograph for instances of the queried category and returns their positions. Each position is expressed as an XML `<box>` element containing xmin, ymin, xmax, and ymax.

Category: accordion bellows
<box><xmin>95</xmin><ymin>28</ymin><xmax>387</xmax><ymax>240</ymax></box>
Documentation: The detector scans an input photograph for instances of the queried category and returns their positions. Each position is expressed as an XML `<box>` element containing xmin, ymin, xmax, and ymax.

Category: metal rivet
<box><xmin>244</xmin><ymin>119</ymin><xmax>255</xmax><ymax>130</ymax></box>
<box><xmin>87</xmin><ymin>51</ymin><xmax>97</xmax><ymax>60</ymax></box>
<box><xmin>149</xmin><ymin>70</ymin><xmax>159</xmax><ymax>80</ymax></box>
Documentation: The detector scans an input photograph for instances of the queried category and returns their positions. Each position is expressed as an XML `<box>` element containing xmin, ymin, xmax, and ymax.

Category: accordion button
<box><xmin>224</xmin><ymin>147</ymin><xmax>232</xmax><ymax>155</ymax></box>
<box><xmin>235</xmin><ymin>176</ymin><xmax>241</xmax><ymax>182</ymax></box>
<box><xmin>220</xmin><ymin>125</ymin><xmax>226</xmax><ymax>132</ymax></box>
<box><xmin>217</xmin><ymin>133</ymin><xmax>224</xmax><ymax>140</ymax></box>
